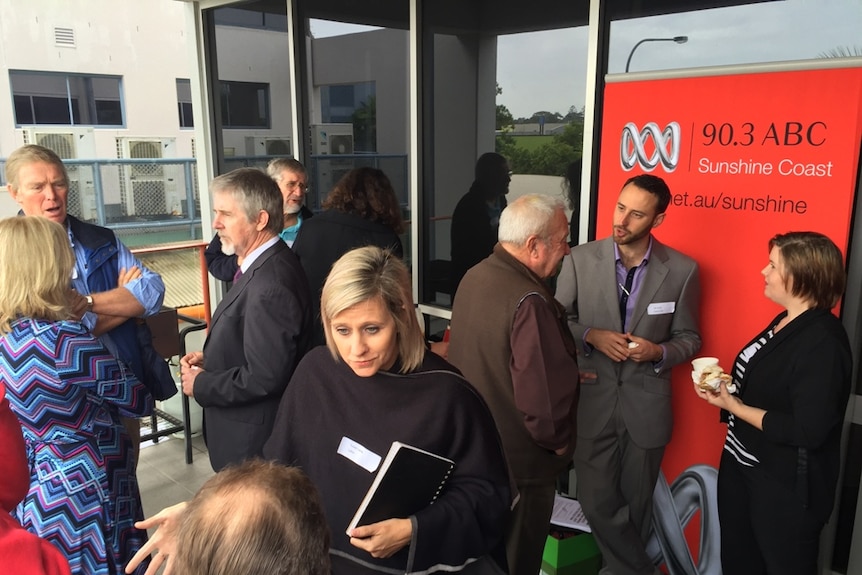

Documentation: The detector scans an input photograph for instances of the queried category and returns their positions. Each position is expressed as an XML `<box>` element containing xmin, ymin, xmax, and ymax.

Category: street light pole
<box><xmin>625</xmin><ymin>36</ymin><xmax>688</xmax><ymax>73</ymax></box>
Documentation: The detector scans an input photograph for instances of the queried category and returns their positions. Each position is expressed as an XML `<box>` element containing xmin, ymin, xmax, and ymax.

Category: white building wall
<box><xmin>0</xmin><ymin>0</ymin><xmax>193</xmax><ymax>216</ymax></box>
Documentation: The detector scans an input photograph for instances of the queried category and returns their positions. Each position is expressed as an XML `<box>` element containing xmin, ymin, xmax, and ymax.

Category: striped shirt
<box><xmin>723</xmin><ymin>329</ymin><xmax>775</xmax><ymax>467</ymax></box>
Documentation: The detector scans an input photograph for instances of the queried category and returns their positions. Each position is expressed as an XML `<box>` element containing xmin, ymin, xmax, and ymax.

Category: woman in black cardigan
<box><xmin>695</xmin><ymin>231</ymin><xmax>851</xmax><ymax>575</ymax></box>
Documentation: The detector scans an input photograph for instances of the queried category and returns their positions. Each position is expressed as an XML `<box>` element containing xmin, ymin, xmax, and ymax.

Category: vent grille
<box><xmin>54</xmin><ymin>27</ymin><xmax>75</xmax><ymax>48</ymax></box>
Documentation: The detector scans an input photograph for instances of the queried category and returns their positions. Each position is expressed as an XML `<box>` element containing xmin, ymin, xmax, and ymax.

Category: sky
<box><xmin>311</xmin><ymin>0</ymin><xmax>861</xmax><ymax>120</ymax></box>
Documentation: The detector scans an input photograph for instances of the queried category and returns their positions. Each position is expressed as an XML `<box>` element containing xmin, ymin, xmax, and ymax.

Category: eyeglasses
<box><xmin>284</xmin><ymin>181</ymin><xmax>308</xmax><ymax>191</ymax></box>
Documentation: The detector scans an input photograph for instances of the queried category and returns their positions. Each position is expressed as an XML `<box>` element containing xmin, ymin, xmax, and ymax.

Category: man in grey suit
<box><xmin>180</xmin><ymin>168</ymin><xmax>312</xmax><ymax>472</ymax></box>
<box><xmin>555</xmin><ymin>173</ymin><xmax>701</xmax><ymax>575</ymax></box>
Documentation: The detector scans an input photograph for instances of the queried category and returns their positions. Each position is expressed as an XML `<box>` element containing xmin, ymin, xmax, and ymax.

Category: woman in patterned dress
<box><xmin>0</xmin><ymin>216</ymin><xmax>151</xmax><ymax>575</ymax></box>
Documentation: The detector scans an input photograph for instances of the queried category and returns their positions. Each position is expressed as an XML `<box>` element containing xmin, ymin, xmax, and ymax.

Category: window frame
<box><xmin>10</xmin><ymin>70</ymin><xmax>125</xmax><ymax>127</ymax></box>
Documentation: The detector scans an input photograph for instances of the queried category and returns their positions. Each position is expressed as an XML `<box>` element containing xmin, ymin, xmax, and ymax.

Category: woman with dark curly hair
<box><xmin>292</xmin><ymin>167</ymin><xmax>405</xmax><ymax>347</ymax></box>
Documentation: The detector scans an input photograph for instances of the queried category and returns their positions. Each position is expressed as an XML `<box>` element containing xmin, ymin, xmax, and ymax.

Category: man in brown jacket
<box><xmin>449</xmin><ymin>194</ymin><xmax>579</xmax><ymax>575</ymax></box>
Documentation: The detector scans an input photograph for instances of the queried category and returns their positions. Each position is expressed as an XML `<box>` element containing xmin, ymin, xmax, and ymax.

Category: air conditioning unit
<box><xmin>244</xmin><ymin>136</ymin><xmax>292</xmax><ymax>157</ymax></box>
<box><xmin>21</xmin><ymin>127</ymin><xmax>97</xmax><ymax>221</ymax></box>
<box><xmin>117</xmin><ymin>137</ymin><xmax>184</xmax><ymax>218</ymax></box>
<box><xmin>310</xmin><ymin>123</ymin><xmax>354</xmax><ymax>155</ymax></box>
<box><xmin>23</xmin><ymin>127</ymin><xmax>96</xmax><ymax>159</ymax></box>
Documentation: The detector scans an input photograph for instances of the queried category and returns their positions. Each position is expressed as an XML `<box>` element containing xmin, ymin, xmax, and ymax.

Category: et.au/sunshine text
<box><xmin>672</xmin><ymin>192</ymin><xmax>807</xmax><ymax>214</ymax></box>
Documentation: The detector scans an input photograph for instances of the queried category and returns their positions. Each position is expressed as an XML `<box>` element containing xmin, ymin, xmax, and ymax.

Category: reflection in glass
<box><xmin>304</xmin><ymin>17</ymin><xmax>409</xmax><ymax>239</ymax></box>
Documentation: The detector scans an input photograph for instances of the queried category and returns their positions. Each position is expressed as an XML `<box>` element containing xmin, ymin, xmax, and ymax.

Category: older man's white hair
<box><xmin>498</xmin><ymin>194</ymin><xmax>565</xmax><ymax>246</ymax></box>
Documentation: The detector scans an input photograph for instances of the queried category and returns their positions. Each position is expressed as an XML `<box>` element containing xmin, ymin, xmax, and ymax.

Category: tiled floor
<box><xmin>138</xmin><ymin>433</ymin><xmax>214</xmax><ymax>519</ymax></box>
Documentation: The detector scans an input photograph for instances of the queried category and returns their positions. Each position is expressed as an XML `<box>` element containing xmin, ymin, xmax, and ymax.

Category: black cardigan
<box><xmin>728</xmin><ymin>308</ymin><xmax>851</xmax><ymax>522</ymax></box>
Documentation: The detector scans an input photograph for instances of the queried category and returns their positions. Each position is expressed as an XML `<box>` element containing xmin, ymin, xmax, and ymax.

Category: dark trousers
<box><xmin>574</xmin><ymin>405</ymin><xmax>664</xmax><ymax>575</ymax></box>
<box><xmin>505</xmin><ymin>481</ymin><xmax>556</xmax><ymax>575</ymax></box>
<box><xmin>718</xmin><ymin>450</ymin><xmax>823</xmax><ymax>575</ymax></box>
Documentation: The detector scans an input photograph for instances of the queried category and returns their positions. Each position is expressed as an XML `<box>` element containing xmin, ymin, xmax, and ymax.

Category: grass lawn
<box><xmin>511</xmin><ymin>135</ymin><xmax>555</xmax><ymax>151</ymax></box>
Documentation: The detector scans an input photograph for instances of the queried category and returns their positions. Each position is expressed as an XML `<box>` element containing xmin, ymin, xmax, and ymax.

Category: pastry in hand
<box><xmin>697</xmin><ymin>365</ymin><xmax>736</xmax><ymax>393</ymax></box>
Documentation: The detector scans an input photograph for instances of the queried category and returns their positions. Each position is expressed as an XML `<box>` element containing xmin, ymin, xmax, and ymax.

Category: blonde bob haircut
<box><xmin>321</xmin><ymin>246</ymin><xmax>425</xmax><ymax>373</ymax></box>
<box><xmin>0</xmin><ymin>216</ymin><xmax>74</xmax><ymax>334</ymax></box>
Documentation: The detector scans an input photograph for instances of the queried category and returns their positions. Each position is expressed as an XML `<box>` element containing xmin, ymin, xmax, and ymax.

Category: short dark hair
<box><xmin>322</xmin><ymin>167</ymin><xmax>404</xmax><ymax>234</ymax></box>
<box><xmin>210</xmin><ymin>168</ymin><xmax>283</xmax><ymax>236</ymax></box>
<box><xmin>174</xmin><ymin>460</ymin><xmax>331</xmax><ymax>575</ymax></box>
<box><xmin>622</xmin><ymin>173</ymin><xmax>671</xmax><ymax>214</ymax></box>
<box><xmin>769</xmin><ymin>231</ymin><xmax>846</xmax><ymax>309</ymax></box>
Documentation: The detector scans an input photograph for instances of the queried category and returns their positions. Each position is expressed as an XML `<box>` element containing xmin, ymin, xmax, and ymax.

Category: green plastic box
<box><xmin>541</xmin><ymin>531</ymin><xmax>602</xmax><ymax>575</ymax></box>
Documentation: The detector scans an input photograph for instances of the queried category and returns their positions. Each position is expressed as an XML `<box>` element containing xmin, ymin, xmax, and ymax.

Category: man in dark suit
<box><xmin>180</xmin><ymin>168</ymin><xmax>312</xmax><ymax>472</ymax></box>
<box><xmin>555</xmin><ymin>174</ymin><xmax>701</xmax><ymax>575</ymax></box>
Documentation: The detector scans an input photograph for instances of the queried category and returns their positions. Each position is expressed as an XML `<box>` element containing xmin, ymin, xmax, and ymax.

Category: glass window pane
<box><xmin>220</xmin><ymin>80</ymin><xmax>270</xmax><ymax>128</ymax></box>
<box><xmin>421</xmin><ymin>1</ymin><xmax>589</xmax><ymax>308</ymax></box>
<box><xmin>10</xmin><ymin>71</ymin><xmax>123</xmax><ymax>126</ymax></box>
<box><xmin>304</xmin><ymin>16</ymin><xmax>409</xmax><ymax>223</ymax></box>
<box><xmin>208</xmin><ymin>3</ymin><xmax>292</xmax><ymax>171</ymax></box>
<box><xmin>13</xmin><ymin>94</ymin><xmax>34</xmax><ymax>124</ymax></box>
<box><xmin>66</xmin><ymin>76</ymin><xmax>93</xmax><ymax>124</ymax></box>
<box><xmin>95</xmin><ymin>100</ymin><xmax>123</xmax><ymax>125</ymax></box>
<box><xmin>33</xmin><ymin>96</ymin><xmax>71</xmax><ymax>124</ymax></box>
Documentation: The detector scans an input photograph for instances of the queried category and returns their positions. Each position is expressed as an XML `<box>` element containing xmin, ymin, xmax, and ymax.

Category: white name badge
<box><xmin>337</xmin><ymin>436</ymin><xmax>382</xmax><ymax>473</ymax></box>
<box><xmin>648</xmin><ymin>302</ymin><xmax>676</xmax><ymax>315</ymax></box>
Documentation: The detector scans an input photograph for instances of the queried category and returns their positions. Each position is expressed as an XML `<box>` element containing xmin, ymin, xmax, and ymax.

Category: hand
<box><xmin>119</xmin><ymin>266</ymin><xmax>143</xmax><ymax>287</ymax></box>
<box><xmin>125</xmin><ymin>501</ymin><xmax>188</xmax><ymax>575</ymax></box>
<box><xmin>625</xmin><ymin>334</ymin><xmax>662</xmax><ymax>363</ymax></box>
<box><xmin>693</xmin><ymin>380</ymin><xmax>740</xmax><ymax>412</ymax></box>
<box><xmin>180</xmin><ymin>351</ymin><xmax>204</xmax><ymax>369</ymax></box>
<box><xmin>585</xmin><ymin>328</ymin><xmax>631</xmax><ymax>362</ymax></box>
<box><xmin>69</xmin><ymin>289</ymin><xmax>89</xmax><ymax>321</ymax></box>
<box><xmin>348</xmin><ymin>518</ymin><xmax>413</xmax><ymax>558</ymax></box>
<box><xmin>180</xmin><ymin>352</ymin><xmax>204</xmax><ymax>397</ymax></box>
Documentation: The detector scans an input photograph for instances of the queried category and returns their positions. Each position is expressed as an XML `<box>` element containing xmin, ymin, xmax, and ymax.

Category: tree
<box><xmin>528</xmin><ymin>111</ymin><xmax>563</xmax><ymax>123</ymax></box>
<box><xmin>499</xmin><ymin>116</ymin><xmax>585</xmax><ymax>176</ymax></box>
<box><xmin>818</xmin><ymin>45</ymin><xmax>862</xmax><ymax>58</ymax></box>
<box><xmin>496</xmin><ymin>83</ymin><xmax>514</xmax><ymax>131</ymax></box>
<box><xmin>562</xmin><ymin>105</ymin><xmax>585</xmax><ymax>123</ymax></box>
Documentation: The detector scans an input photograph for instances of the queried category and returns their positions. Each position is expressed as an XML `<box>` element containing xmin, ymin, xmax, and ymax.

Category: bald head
<box><xmin>174</xmin><ymin>460</ymin><xmax>330</xmax><ymax>575</ymax></box>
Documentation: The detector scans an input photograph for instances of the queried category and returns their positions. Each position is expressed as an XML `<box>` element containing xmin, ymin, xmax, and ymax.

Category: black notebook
<box><xmin>346</xmin><ymin>441</ymin><xmax>455</xmax><ymax>534</ymax></box>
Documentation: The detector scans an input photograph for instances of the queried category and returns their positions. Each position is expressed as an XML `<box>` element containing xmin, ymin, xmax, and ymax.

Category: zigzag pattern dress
<box><xmin>0</xmin><ymin>318</ymin><xmax>151</xmax><ymax>575</ymax></box>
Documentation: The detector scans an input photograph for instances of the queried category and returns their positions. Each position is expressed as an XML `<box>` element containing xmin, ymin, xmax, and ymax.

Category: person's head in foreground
<box><xmin>321</xmin><ymin>246</ymin><xmax>424</xmax><ymax>375</ymax></box>
<box><xmin>498</xmin><ymin>193</ymin><xmax>570</xmax><ymax>280</ymax></box>
<box><xmin>763</xmin><ymin>231</ymin><xmax>845</xmax><ymax>310</ymax></box>
<box><xmin>174</xmin><ymin>459</ymin><xmax>330</xmax><ymax>575</ymax></box>
<box><xmin>0</xmin><ymin>216</ymin><xmax>74</xmax><ymax>334</ymax></box>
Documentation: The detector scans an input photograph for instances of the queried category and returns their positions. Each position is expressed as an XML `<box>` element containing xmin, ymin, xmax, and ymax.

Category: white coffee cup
<box><xmin>691</xmin><ymin>357</ymin><xmax>719</xmax><ymax>374</ymax></box>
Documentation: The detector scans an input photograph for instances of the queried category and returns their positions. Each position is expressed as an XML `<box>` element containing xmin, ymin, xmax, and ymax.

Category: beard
<box><xmin>284</xmin><ymin>201</ymin><xmax>302</xmax><ymax>215</ymax></box>
<box><xmin>220</xmin><ymin>237</ymin><xmax>236</xmax><ymax>256</ymax></box>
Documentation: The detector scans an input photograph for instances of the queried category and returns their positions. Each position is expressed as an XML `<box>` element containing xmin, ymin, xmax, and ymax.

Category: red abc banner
<box><xmin>598</xmin><ymin>64</ymin><xmax>862</xmax><ymax>479</ymax></box>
